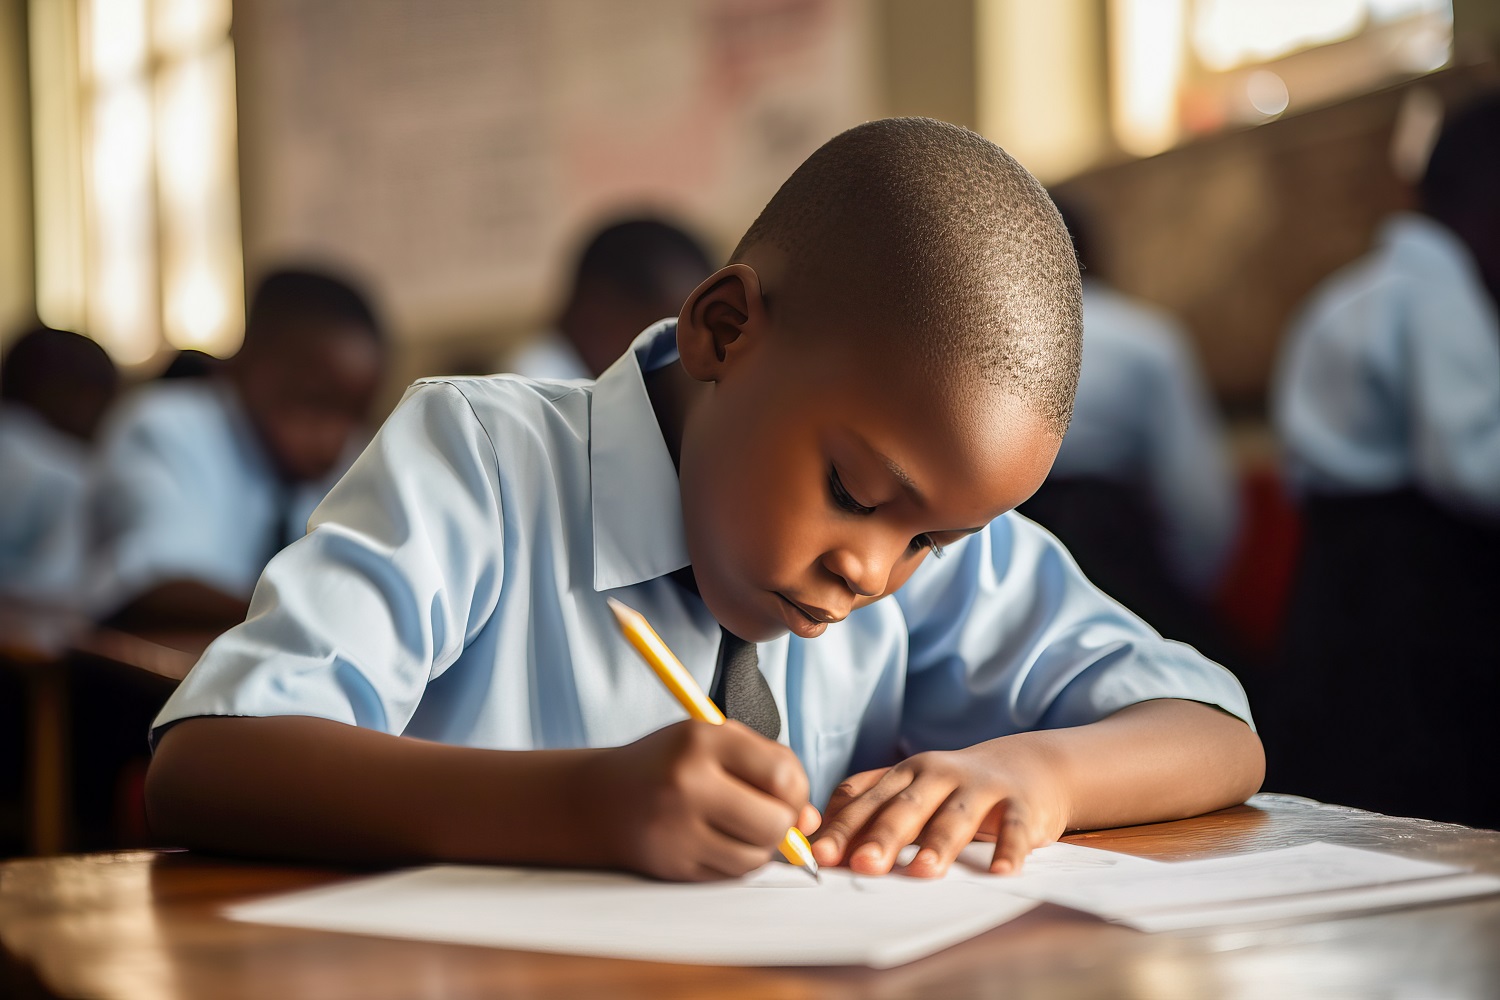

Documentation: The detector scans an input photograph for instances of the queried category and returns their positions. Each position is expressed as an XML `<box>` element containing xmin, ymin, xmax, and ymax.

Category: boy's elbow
<box><xmin>1226</xmin><ymin>720</ymin><xmax>1267</xmax><ymax>806</ymax></box>
<box><xmin>144</xmin><ymin>717</ymin><xmax>244</xmax><ymax>848</ymax></box>
<box><xmin>144</xmin><ymin>725</ymin><xmax>201</xmax><ymax>845</ymax></box>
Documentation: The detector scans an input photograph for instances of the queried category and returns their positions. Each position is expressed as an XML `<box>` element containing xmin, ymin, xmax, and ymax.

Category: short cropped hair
<box><xmin>243</xmin><ymin>268</ymin><xmax>385</xmax><ymax>351</ymax></box>
<box><xmin>571</xmin><ymin>218</ymin><xmax>714</xmax><ymax>303</ymax></box>
<box><xmin>732</xmin><ymin>117</ymin><xmax>1081</xmax><ymax>435</ymax></box>
<box><xmin>1420</xmin><ymin>90</ymin><xmax>1500</xmax><ymax>227</ymax></box>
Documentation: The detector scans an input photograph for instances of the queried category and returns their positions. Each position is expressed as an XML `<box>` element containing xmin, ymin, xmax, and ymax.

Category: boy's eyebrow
<box><xmin>846</xmin><ymin>430</ymin><xmax>923</xmax><ymax>502</ymax></box>
<box><xmin>854</xmin><ymin>434</ymin><xmax>987</xmax><ymax>534</ymax></box>
<box><xmin>879</xmin><ymin>452</ymin><xmax>922</xmax><ymax>501</ymax></box>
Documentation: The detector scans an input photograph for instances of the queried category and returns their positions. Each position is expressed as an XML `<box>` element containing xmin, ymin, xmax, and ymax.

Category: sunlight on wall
<box><xmin>976</xmin><ymin>0</ymin><xmax>1107</xmax><ymax>183</ymax></box>
<box><xmin>1110</xmin><ymin>0</ymin><xmax>1188</xmax><ymax>157</ymax></box>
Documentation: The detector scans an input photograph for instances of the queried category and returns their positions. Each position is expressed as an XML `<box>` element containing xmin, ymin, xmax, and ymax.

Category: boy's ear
<box><xmin>676</xmin><ymin>264</ymin><xmax>767</xmax><ymax>382</ymax></box>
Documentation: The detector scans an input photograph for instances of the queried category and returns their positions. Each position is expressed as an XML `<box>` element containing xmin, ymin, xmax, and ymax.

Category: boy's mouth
<box><xmin>774</xmin><ymin>592</ymin><xmax>842</xmax><ymax>638</ymax></box>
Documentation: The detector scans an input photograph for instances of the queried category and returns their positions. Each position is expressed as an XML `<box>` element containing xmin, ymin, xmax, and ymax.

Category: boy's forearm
<box><xmin>1022</xmin><ymin>698</ymin><xmax>1265</xmax><ymax>832</ymax></box>
<box><xmin>146</xmin><ymin>715</ymin><xmax>605</xmax><ymax>866</ymax></box>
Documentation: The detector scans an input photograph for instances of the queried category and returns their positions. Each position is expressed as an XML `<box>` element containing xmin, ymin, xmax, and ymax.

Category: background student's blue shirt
<box><xmin>153</xmin><ymin>322</ymin><xmax>1253</xmax><ymax>811</ymax></box>
<box><xmin>90</xmin><ymin>379</ymin><xmax>350</xmax><ymax>617</ymax></box>
<box><xmin>1273</xmin><ymin>213</ymin><xmax>1500</xmax><ymax>516</ymax></box>
<box><xmin>1050</xmin><ymin>280</ymin><xmax>1240</xmax><ymax>593</ymax></box>
<box><xmin>0</xmin><ymin>405</ymin><xmax>92</xmax><ymax>604</ymax></box>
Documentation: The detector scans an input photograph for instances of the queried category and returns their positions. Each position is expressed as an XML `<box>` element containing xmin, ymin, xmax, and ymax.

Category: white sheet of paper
<box><xmin>224</xmin><ymin>843</ymin><xmax>1153</xmax><ymax>968</ymax></box>
<box><xmin>1005</xmin><ymin>841</ymin><xmax>1500</xmax><ymax>930</ymax></box>
<box><xmin>1123</xmin><ymin>873</ymin><xmax>1500</xmax><ymax>932</ymax></box>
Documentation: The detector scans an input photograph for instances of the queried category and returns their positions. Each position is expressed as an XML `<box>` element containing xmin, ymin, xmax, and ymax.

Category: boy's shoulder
<box><xmin>407</xmin><ymin>373</ymin><xmax>591</xmax><ymax>417</ymax></box>
<box><xmin>400</xmin><ymin>374</ymin><xmax>595</xmax><ymax>455</ymax></box>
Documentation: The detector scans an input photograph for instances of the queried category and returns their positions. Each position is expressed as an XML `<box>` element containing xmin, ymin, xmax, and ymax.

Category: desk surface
<box><xmin>3</xmin><ymin>794</ymin><xmax>1498</xmax><ymax>999</ymax></box>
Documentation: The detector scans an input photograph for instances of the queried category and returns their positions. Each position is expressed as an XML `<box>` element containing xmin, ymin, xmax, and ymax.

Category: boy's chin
<box><xmin>698</xmin><ymin>586</ymin><xmax>790</xmax><ymax>643</ymax></box>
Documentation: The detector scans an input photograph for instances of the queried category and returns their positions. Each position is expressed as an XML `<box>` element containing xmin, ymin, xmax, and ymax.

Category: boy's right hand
<box><xmin>584</xmin><ymin>720</ymin><xmax>816</xmax><ymax>881</ymax></box>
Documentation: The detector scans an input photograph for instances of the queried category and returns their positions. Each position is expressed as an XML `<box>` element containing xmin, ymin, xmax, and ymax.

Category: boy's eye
<box><xmin>910</xmin><ymin>534</ymin><xmax>946</xmax><ymax>559</ymax></box>
<box><xmin>828</xmin><ymin>466</ymin><xmax>876</xmax><ymax>516</ymax></box>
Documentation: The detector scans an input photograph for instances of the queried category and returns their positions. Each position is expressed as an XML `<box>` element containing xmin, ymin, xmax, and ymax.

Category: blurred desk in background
<box><xmin>2</xmin><ymin>795</ymin><xmax>1497</xmax><ymax>999</ymax></box>
<box><xmin>0</xmin><ymin>603</ymin><xmax>209</xmax><ymax>857</ymax></box>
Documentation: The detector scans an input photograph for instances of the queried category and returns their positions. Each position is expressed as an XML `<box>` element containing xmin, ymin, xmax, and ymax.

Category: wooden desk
<box><xmin>1</xmin><ymin>606</ymin><xmax>209</xmax><ymax>856</ymax></box>
<box><xmin>3</xmin><ymin>794</ymin><xmax>1498</xmax><ymax>999</ymax></box>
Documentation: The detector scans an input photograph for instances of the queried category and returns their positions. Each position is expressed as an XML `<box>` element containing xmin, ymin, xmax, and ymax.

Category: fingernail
<box><xmin>854</xmin><ymin>843</ymin><xmax>883</xmax><ymax>866</ymax></box>
<box><xmin>914</xmin><ymin>848</ymin><xmax>938</xmax><ymax>868</ymax></box>
<box><xmin>992</xmin><ymin>859</ymin><xmax>1013</xmax><ymax>875</ymax></box>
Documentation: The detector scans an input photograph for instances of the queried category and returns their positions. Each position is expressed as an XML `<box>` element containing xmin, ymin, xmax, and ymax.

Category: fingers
<box><xmin>843</xmin><ymin>773</ymin><xmax>958</xmax><ymax>875</ymax></box>
<box><xmin>714</xmin><ymin>721</ymin><xmax>810</xmax><ymax>813</ymax></box>
<box><xmin>900</xmin><ymin>792</ymin><xmax>988</xmax><ymax>878</ymax></box>
<box><xmin>812</xmin><ymin>763</ymin><xmax>960</xmax><ymax>874</ymax></box>
<box><xmin>810</xmin><ymin>767</ymin><xmax>894</xmax><ymax>866</ymax></box>
<box><xmin>698</xmin><ymin>763</ymin><xmax>800</xmax><ymax>849</ymax></box>
<box><xmin>692</xmin><ymin>821</ymin><xmax>782</xmax><ymax>879</ymax></box>
<box><xmin>797</xmin><ymin>802</ymin><xmax>822</xmax><ymax>836</ymax></box>
<box><xmin>822</xmin><ymin>767</ymin><xmax>890</xmax><ymax>818</ymax></box>
<box><xmin>988</xmin><ymin>802</ymin><xmax>1042</xmax><ymax>875</ymax></box>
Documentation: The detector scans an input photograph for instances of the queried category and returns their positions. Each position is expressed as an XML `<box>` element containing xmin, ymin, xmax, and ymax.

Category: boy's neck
<box><xmin>642</xmin><ymin>359</ymin><xmax>708</xmax><ymax>598</ymax></box>
<box><xmin>642</xmin><ymin>359</ymin><xmax>704</xmax><ymax>475</ymax></box>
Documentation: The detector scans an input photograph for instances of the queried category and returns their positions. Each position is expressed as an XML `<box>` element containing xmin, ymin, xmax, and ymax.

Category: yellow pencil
<box><xmin>607</xmin><ymin>597</ymin><xmax>821</xmax><ymax>882</ymax></box>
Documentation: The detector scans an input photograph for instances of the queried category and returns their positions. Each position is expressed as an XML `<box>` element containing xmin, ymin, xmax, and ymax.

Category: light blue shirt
<box><xmin>1050</xmin><ymin>281</ymin><xmax>1240</xmax><ymax>593</ymax></box>
<box><xmin>153</xmin><ymin>322</ymin><xmax>1253</xmax><ymax>810</ymax></box>
<box><xmin>0</xmin><ymin>405</ymin><xmax>91</xmax><ymax>604</ymax></box>
<box><xmin>1273</xmin><ymin>213</ymin><xmax>1500</xmax><ymax>517</ymax></box>
<box><xmin>506</xmin><ymin>330</ymin><xmax>591</xmax><ymax>381</ymax></box>
<box><xmin>91</xmin><ymin>379</ymin><xmax>349</xmax><ymax>617</ymax></box>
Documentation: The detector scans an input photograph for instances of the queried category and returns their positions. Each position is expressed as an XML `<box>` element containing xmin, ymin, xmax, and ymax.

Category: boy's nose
<box><xmin>821</xmin><ymin>542</ymin><xmax>896</xmax><ymax>600</ymax></box>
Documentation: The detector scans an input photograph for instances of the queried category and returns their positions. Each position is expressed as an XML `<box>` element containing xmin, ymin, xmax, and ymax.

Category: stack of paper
<box><xmin>1003</xmin><ymin>841</ymin><xmax>1500</xmax><ymax>932</ymax></box>
<box><xmin>225</xmin><ymin>842</ymin><xmax>1149</xmax><ymax>968</ymax></box>
<box><xmin>225</xmin><ymin>841</ymin><xmax>1500</xmax><ymax>967</ymax></box>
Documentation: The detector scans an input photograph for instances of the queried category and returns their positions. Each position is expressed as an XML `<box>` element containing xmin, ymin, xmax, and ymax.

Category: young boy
<box><xmin>146</xmin><ymin>119</ymin><xmax>1262</xmax><ymax>881</ymax></box>
<box><xmin>91</xmin><ymin>268</ymin><xmax>386</xmax><ymax>632</ymax></box>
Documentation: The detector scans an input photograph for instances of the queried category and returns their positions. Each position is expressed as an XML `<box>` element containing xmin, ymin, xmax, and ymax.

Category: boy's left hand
<box><xmin>809</xmin><ymin>736</ymin><xmax>1070</xmax><ymax>878</ymax></box>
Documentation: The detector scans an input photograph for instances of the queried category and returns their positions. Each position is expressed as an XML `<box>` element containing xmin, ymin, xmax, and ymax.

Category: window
<box><xmin>30</xmin><ymin>0</ymin><xmax>243</xmax><ymax>366</ymax></box>
<box><xmin>1109</xmin><ymin>0</ymin><xmax>1453</xmax><ymax>156</ymax></box>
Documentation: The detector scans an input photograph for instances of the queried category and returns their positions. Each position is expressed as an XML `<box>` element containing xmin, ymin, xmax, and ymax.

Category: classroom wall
<box><xmin>0</xmin><ymin>0</ymin><xmax>34</xmax><ymax>345</ymax></box>
<box><xmin>1055</xmin><ymin>63</ymin><xmax>1498</xmax><ymax>412</ymax></box>
<box><xmin>231</xmin><ymin>0</ymin><xmax>880</xmax><ymax>394</ymax></box>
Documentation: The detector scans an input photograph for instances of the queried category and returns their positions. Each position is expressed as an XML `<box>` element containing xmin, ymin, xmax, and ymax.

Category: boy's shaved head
<box><xmin>731</xmin><ymin>117</ymin><xmax>1081</xmax><ymax>436</ymax></box>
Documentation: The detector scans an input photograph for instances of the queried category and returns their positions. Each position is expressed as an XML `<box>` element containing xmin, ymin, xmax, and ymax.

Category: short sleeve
<box><xmin>893</xmin><ymin>512</ymin><xmax>1253</xmax><ymax>753</ymax></box>
<box><xmin>150</xmin><ymin>382</ymin><xmax>507</xmax><ymax>745</ymax></box>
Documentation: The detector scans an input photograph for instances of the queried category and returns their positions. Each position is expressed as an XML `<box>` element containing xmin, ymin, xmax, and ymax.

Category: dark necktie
<box><xmin>710</xmin><ymin>628</ymin><xmax>780</xmax><ymax>740</ymax></box>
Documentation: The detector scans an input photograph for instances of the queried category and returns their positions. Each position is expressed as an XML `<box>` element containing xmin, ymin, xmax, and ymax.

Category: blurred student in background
<box><xmin>508</xmin><ymin>217</ymin><xmax>714</xmax><ymax>380</ymax></box>
<box><xmin>91</xmin><ymin>268</ymin><xmax>387</xmax><ymax>634</ymax></box>
<box><xmin>1022</xmin><ymin>198</ymin><xmax>1240</xmax><ymax>656</ymax></box>
<box><xmin>1270</xmin><ymin>91</ymin><xmax>1500</xmax><ymax>828</ymax></box>
<box><xmin>0</xmin><ymin>327</ymin><xmax>119</xmax><ymax>606</ymax></box>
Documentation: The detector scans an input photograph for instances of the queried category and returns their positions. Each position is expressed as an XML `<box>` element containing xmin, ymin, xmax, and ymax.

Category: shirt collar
<box><xmin>589</xmin><ymin>319</ymin><xmax>692</xmax><ymax>592</ymax></box>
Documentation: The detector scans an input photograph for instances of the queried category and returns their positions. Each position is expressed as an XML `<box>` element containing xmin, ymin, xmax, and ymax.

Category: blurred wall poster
<box><xmin>235</xmin><ymin>0</ymin><xmax>875</xmax><ymax>336</ymax></box>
